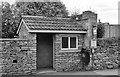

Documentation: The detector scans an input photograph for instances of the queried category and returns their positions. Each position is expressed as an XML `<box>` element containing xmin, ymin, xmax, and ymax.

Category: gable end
<box><xmin>16</xmin><ymin>19</ymin><xmax>29</xmax><ymax>34</ymax></box>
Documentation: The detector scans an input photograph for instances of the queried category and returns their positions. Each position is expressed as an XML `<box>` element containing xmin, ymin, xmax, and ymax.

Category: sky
<box><xmin>0</xmin><ymin>0</ymin><xmax>119</xmax><ymax>24</ymax></box>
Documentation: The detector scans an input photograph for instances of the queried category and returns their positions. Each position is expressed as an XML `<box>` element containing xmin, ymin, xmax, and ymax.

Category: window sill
<box><xmin>60</xmin><ymin>49</ymin><xmax>79</xmax><ymax>52</ymax></box>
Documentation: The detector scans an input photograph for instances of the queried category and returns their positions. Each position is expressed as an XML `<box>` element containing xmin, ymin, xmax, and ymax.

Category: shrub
<box><xmin>97</xmin><ymin>37</ymin><xmax>120</xmax><ymax>47</ymax></box>
<box><xmin>97</xmin><ymin>23</ymin><xmax>105</xmax><ymax>38</ymax></box>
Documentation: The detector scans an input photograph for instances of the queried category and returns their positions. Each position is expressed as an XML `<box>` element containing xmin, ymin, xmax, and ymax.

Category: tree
<box><xmin>1</xmin><ymin>1</ymin><xmax>69</xmax><ymax>38</ymax></box>
<box><xmin>15</xmin><ymin>2</ymin><xmax>68</xmax><ymax>17</ymax></box>
<box><xmin>97</xmin><ymin>21</ymin><xmax>105</xmax><ymax>38</ymax></box>
<box><xmin>2</xmin><ymin>2</ymin><xmax>18</xmax><ymax>38</ymax></box>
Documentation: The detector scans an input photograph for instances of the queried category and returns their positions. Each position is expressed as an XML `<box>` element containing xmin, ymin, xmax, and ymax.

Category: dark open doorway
<box><xmin>37</xmin><ymin>33</ymin><xmax>53</xmax><ymax>70</ymax></box>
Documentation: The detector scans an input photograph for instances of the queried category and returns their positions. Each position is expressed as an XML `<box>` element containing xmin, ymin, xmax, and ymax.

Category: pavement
<box><xmin>0</xmin><ymin>69</ymin><xmax>119</xmax><ymax>77</ymax></box>
<box><xmin>94</xmin><ymin>69</ymin><xmax>119</xmax><ymax>75</ymax></box>
<box><xmin>38</xmin><ymin>69</ymin><xmax>119</xmax><ymax>75</ymax></box>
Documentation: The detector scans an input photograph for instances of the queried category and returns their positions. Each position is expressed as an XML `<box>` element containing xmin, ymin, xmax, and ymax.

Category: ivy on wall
<box><xmin>97</xmin><ymin>23</ymin><xmax>105</xmax><ymax>38</ymax></box>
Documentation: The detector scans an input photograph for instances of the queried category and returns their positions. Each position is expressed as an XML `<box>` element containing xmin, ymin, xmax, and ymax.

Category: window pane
<box><xmin>70</xmin><ymin>37</ymin><xmax>76</xmax><ymax>48</ymax></box>
<box><xmin>62</xmin><ymin>37</ymin><xmax>68</xmax><ymax>48</ymax></box>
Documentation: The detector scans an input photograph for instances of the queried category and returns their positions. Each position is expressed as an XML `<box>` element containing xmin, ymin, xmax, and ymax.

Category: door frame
<box><xmin>36</xmin><ymin>33</ymin><xmax>54</xmax><ymax>69</ymax></box>
<box><xmin>53</xmin><ymin>34</ymin><xmax>55</xmax><ymax>70</ymax></box>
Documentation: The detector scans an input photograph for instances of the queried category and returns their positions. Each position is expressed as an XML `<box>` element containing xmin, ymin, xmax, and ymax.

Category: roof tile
<box><xmin>22</xmin><ymin>16</ymin><xmax>87</xmax><ymax>31</ymax></box>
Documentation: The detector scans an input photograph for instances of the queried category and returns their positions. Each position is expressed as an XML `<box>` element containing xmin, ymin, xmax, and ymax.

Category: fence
<box><xmin>104</xmin><ymin>24</ymin><xmax>120</xmax><ymax>38</ymax></box>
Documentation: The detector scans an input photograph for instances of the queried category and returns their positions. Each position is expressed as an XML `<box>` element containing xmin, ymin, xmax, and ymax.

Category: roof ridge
<box><xmin>22</xmin><ymin>15</ymin><xmax>70</xmax><ymax>20</ymax></box>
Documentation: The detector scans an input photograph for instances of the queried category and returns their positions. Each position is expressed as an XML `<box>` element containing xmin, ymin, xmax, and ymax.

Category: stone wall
<box><xmin>0</xmin><ymin>40</ymin><xmax>2</xmax><ymax>74</ymax></box>
<box><xmin>18</xmin><ymin>21</ymin><xmax>36</xmax><ymax>40</ymax></box>
<box><xmin>93</xmin><ymin>37</ymin><xmax>119</xmax><ymax>70</ymax></box>
<box><xmin>54</xmin><ymin>52</ymin><xmax>82</xmax><ymax>71</ymax></box>
<box><xmin>0</xmin><ymin>39</ymin><xmax>36</xmax><ymax>75</ymax></box>
<box><xmin>0</xmin><ymin>34</ymin><xmax>119</xmax><ymax>75</ymax></box>
<box><xmin>53</xmin><ymin>34</ymin><xmax>85</xmax><ymax>71</ymax></box>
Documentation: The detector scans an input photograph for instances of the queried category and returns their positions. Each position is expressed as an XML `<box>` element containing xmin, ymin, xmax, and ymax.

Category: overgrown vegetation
<box><xmin>97</xmin><ymin>37</ymin><xmax>120</xmax><ymax>47</ymax></box>
<box><xmin>16</xmin><ymin>2</ymin><xmax>68</xmax><ymax>17</ymax></box>
<box><xmin>97</xmin><ymin>23</ymin><xmax>105</xmax><ymax>38</ymax></box>
<box><xmin>2</xmin><ymin>2</ymin><xmax>18</xmax><ymax>38</ymax></box>
<box><xmin>1</xmin><ymin>1</ymin><xmax>68</xmax><ymax>38</ymax></box>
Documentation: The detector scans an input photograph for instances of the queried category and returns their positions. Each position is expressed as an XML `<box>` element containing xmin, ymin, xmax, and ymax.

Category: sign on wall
<box><xmin>91</xmin><ymin>39</ymin><xmax>97</xmax><ymax>48</ymax></box>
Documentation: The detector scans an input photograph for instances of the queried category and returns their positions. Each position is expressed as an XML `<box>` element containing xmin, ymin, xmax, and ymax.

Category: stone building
<box><xmin>0</xmin><ymin>11</ymin><xmax>97</xmax><ymax>75</ymax></box>
<box><xmin>16</xmin><ymin>11</ymin><xmax>97</xmax><ymax>72</ymax></box>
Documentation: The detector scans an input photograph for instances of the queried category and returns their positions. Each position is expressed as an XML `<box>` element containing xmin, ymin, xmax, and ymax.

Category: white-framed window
<box><xmin>61</xmin><ymin>36</ymin><xmax>78</xmax><ymax>50</ymax></box>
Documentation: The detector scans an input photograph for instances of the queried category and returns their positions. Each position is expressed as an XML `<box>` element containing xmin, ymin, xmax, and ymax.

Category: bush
<box><xmin>97</xmin><ymin>37</ymin><xmax>120</xmax><ymax>47</ymax></box>
<box><xmin>97</xmin><ymin>23</ymin><xmax>105</xmax><ymax>38</ymax></box>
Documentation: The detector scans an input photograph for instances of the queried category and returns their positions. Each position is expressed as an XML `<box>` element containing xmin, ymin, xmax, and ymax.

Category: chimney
<box><xmin>82</xmin><ymin>11</ymin><xmax>97</xmax><ymax>21</ymax></box>
<box><xmin>81</xmin><ymin>10</ymin><xmax>97</xmax><ymax>47</ymax></box>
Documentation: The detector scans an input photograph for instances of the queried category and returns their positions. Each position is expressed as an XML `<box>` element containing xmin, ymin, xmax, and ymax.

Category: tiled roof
<box><xmin>22</xmin><ymin>16</ymin><xmax>87</xmax><ymax>31</ymax></box>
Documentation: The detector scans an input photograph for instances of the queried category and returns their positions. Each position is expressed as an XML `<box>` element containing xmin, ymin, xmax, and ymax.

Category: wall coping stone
<box><xmin>0</xmin><ymin>38</ymin><xmax>28</xmax><ymax>41</ymax></box>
